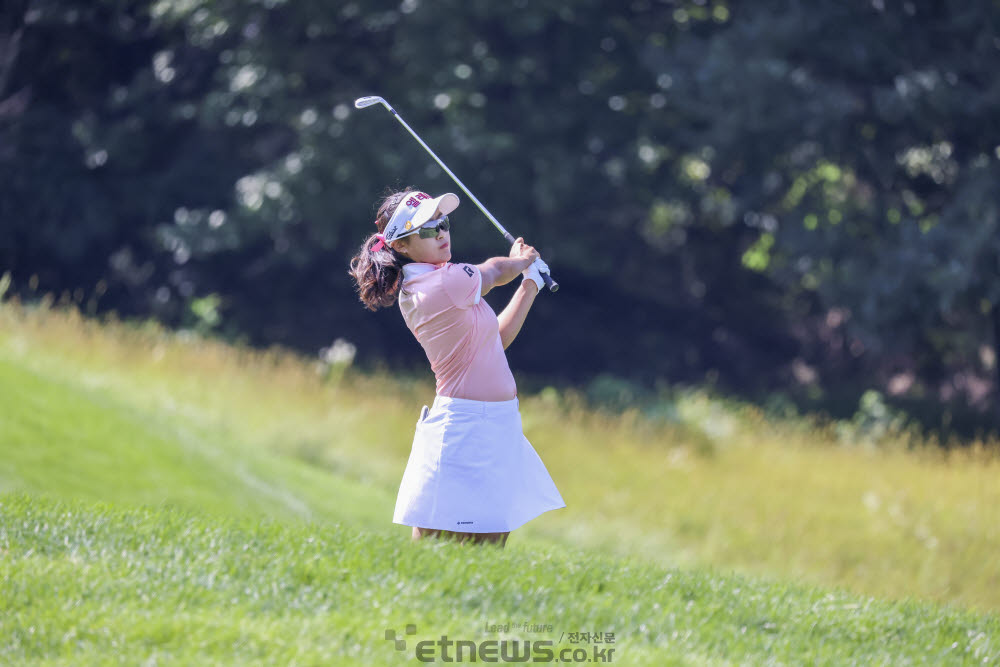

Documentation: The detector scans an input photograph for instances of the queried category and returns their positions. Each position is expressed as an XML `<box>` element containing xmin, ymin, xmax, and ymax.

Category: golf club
<box><xmin>354</xmin><ymin>95</ymin><xmax>559</xmax><ymax>292</ymax></box>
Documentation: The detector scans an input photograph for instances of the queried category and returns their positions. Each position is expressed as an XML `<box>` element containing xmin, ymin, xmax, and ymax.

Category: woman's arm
<box><xmin>497</xmin><ymin>279</ymin><xmax>539</xmax><ymax>350</ymax></box>
<box><xmin>476</xmin><ymin>256</ymin><xmax>532</xmax><ymax>296</ymax></box>
<box><xmin>476</xmin><ymin>238</ymin><xmax>539</xmax><ymax>297</ymax></box>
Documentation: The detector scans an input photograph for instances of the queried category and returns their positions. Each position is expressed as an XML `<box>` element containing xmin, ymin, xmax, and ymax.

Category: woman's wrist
<box><xmin>505</xmin><ymin>256</ymin><xmax>533</xmax><ymax>271</ymax></box>
<box><xmin>486</xmin><ymin>256</ymin><xmax>528</xmax><ymax>287</ymax></box>
<box><xmin>504</xmin><ymin>257</ymin><xmax>532</xmax><ymax>279</ymax></box>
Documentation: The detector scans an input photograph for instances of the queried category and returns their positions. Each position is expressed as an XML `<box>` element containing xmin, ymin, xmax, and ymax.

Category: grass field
<box><xmin>4</xmin><ymin>494</ymin><xmax>998</xmax><ymax>665</ymax></box>
<box><xmin>2</xmin><ymin>298</ymin><xmax>999</xmax><ymax>664</ymax></box>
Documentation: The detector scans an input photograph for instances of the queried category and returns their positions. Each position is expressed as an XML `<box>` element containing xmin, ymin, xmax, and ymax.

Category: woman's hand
<box><xmin>478</xmin><ymin>240</ymin><xmax>542</xmax><ymax>296</ymax></box>
<box><xmin>509</xmin><ymin>237</ymin><xmax>540</xmax><ymax>271</ymax></box>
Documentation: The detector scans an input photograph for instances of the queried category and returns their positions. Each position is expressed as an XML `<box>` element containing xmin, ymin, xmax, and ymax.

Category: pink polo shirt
<box><xmin>398</xmin><ymin>261</ymin><xmax>517</xmax><ymax>402</ymax></box>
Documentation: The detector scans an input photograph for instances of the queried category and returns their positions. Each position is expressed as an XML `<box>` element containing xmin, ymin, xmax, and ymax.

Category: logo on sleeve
<box><xmin>463</xmin><ymin>265</ymin><xmax>475</xmax><ymax>278</ymax></box>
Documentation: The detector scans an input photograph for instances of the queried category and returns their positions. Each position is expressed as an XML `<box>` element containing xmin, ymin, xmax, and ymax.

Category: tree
<box><xmin>5</xmin><ymin>0</ymin><xmax>1000</xmax><ymax>421</ymax></box>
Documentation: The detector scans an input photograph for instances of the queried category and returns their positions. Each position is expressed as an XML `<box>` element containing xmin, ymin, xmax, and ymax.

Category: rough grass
<box><xmin>1</xmin><ymin>298</ymin><xmax>1000</xmax><ymax>661</ymax></box>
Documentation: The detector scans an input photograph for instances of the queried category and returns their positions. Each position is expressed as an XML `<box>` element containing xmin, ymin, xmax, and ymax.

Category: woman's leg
<box><xmin>471</xmin><ymin>532</ymin><xmax>510</xmax><ymax>547</ymax></box>
<box><xmin>412</xmin><ymin>527</ymin><xmax>510</xmax><ymax>548</ymax></box>
<box><xmin>412</xmin><ymin>526</ymin><xmax>441</xmax><ymax>540</ymax></box>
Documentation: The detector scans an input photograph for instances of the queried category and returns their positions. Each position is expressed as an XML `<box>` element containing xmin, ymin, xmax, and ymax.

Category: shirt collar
<box><xmin>401</xmin><ymin>262</ymin><xmax>446</xmax><ymax>279</ymax></box>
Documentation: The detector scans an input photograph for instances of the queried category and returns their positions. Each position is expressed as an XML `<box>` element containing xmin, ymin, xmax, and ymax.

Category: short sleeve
<box><xmin>441</xmin><ymin>263</ymin><xmax>482</xmax><ymax>309</ymax></box>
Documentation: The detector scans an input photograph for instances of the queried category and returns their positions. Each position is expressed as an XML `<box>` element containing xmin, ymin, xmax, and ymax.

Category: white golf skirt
<box><xmin>393</xmin><ymin>395</ymin><xmax>566</xmax><ymax>533</ymax></box>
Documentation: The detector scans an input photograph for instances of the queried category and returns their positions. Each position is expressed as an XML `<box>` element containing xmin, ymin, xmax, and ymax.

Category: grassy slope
<box><xmin>0</xmin><ymin>354</ymin><xmax>390</xmax><ymax>528</ymax></box>
<box><xmin>5</xmin><ymin>302</ymin><xmax>997</xmax><ymax>611</ymax></box>
<box><xmin>3</xmin><ymin>494</ymin><xmax>998</xmax><ymax>666</ymax></box>
<box><xmin>1</xmin><ymin>301</ymin><xmax>999</xmax><ymax>663</ymax></box>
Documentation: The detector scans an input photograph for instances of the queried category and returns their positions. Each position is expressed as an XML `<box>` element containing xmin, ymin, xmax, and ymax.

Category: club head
<box><xmin>354</xmin><ymin>96</ymin><xmax>387</xmax><ymax>109</ymax></box>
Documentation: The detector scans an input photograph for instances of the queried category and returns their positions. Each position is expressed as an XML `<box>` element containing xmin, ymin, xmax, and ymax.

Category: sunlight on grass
<box><xmin>3</xmin><ymin>494</ymin><xmax>998</xmax><ymax>665</ymax></box>
<box><xmin>1</xmin><ymin>299</ymin><xmax>998</xmax><ymax>612</ymax></box>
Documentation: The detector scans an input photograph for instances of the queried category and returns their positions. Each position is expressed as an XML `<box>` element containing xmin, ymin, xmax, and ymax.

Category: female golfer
<box><xmin>349</xmin><ymin>188</ymin><xmax>565</xmax><ymax>547</ymax></box>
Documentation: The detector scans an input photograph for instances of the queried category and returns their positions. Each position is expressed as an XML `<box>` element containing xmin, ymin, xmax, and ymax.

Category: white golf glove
<box><xmin>522</xmin><ymin>258</ymin><xmax>550</xmax><ymax>291</ymax></box>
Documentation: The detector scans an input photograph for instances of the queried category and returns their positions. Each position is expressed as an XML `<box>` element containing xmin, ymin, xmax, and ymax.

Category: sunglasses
<box><xmin>415</xmin><ymin>215</ymin><xmax>450</xmax><ymax>238</ymax></box>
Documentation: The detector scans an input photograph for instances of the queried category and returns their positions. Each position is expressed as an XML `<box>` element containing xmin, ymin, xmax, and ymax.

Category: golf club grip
<box><xmin>504</xmin><ymin>232</ymin><xmax>559</xmax><ymax>292</ymax></box>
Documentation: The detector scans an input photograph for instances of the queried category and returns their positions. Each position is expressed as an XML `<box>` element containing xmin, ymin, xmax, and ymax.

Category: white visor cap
<box><xmin>383</xmin><ymin>191</ymin><xmax>460</xmax><ymax>243</ymax></box>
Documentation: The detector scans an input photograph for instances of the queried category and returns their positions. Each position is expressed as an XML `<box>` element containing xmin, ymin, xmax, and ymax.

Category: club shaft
<box><xmin>386</xmin><ymin>108</ymin><xmax>515</xmax><ymax>243</ymax></box>
<box><xmin>364</xmin><ymin>97</ymin><xmax>558</xmax><ymax>291</ymax></box>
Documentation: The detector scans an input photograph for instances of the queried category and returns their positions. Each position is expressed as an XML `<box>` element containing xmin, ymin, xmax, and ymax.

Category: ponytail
<box><xmin>349</xmin><ymin>235</ymin><xmax>409</xmax><ymax>311</ymax></box>
<box><xmin>348</xmin><ymin>188</ymin><xmax>415</xmax><ymax>311</ymax></box>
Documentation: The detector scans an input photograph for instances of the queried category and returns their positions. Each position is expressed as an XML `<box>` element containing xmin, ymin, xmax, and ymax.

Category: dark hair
<box><xmin>348</xmin><ymin>188</ymin><xmax>415</xmax><ymax>311</ymax></box>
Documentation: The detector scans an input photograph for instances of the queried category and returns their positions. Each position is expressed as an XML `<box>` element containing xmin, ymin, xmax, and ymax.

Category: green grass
<box><xmin>3</xmin><ymin>494</ymin><xmax>998</xmax><ymax>665</ymax></box>
<box><xmin>1</xmin><ymin>299</ymin><xmax>1000</xmax><ymax>663</ymax></box>
<box><xmin>0</xmin><ymin>353</ymin><xmax>390</xmax><ymax>528</ymax></box>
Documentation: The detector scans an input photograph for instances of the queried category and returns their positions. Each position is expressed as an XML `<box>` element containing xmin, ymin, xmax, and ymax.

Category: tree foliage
<box><xmin>3</xmin><ymin>0</ymin><xmax>1000</xmax><ymax>418</ymax></box>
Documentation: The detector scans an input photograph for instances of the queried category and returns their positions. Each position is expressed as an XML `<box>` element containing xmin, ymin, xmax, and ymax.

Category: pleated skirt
<box><xmin>392</xmin><ymin>395</ymin><xmax>566</xmax><ymax>533</ymax></box>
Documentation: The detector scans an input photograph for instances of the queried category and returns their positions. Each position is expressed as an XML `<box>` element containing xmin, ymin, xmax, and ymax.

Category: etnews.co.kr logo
<box><xmin>383</xmin><ymin>624</ymin><xmax>617</xmax><ymax>663</ymax></box>
<box><xmin>385</xmin><ymin>623</ymin><xmax>418</xmax><ymax>651</ymax></box>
